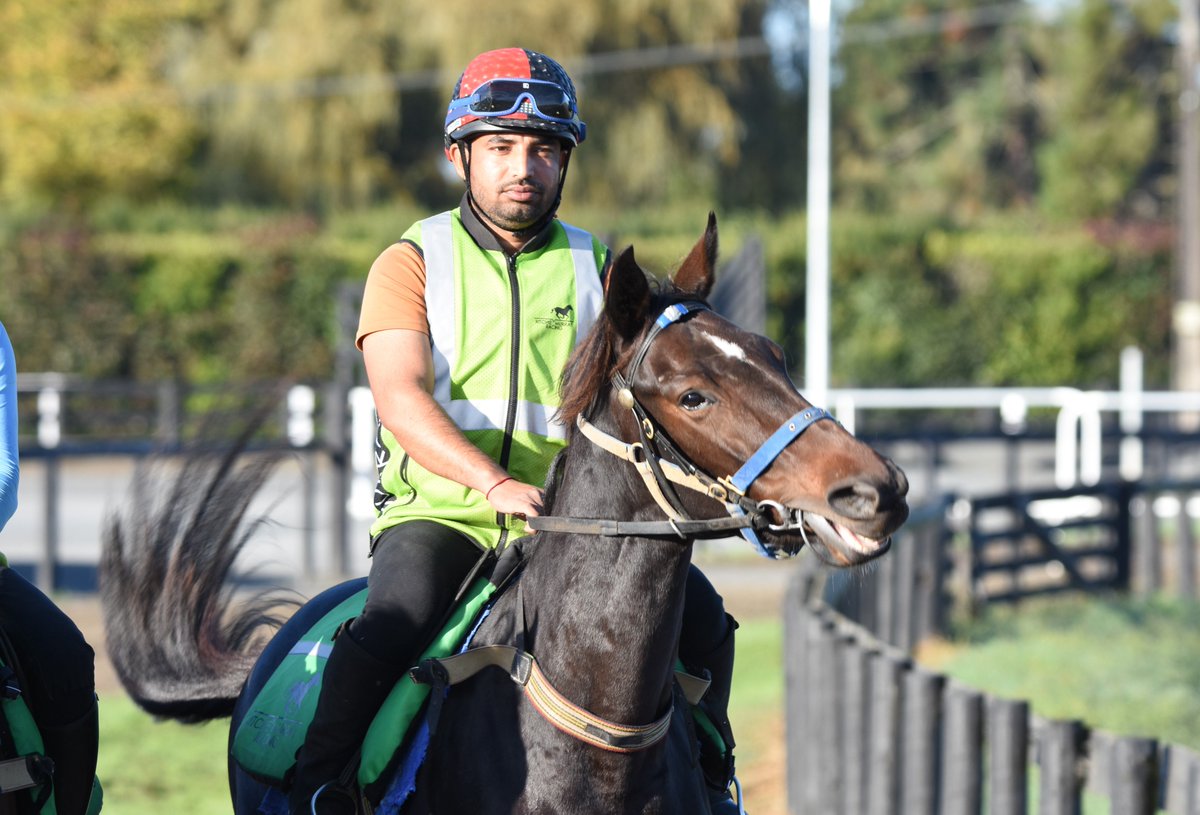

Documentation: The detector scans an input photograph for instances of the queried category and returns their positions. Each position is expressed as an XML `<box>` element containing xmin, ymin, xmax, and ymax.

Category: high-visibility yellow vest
<box><xmin>370</xmin><ymin>210</ymin><xmax>606</xmax><ymax>549</ymax></box>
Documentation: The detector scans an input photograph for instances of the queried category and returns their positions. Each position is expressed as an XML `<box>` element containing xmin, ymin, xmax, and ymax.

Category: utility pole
<box><xmin>1176</xmin><ymin>0</ymin><xmax>1200</xmax><ymax>427</ymax></box>
<box><xmin>806</xmin><ymin>0</ymin><xmax>832</xmax><ymax>410</ymax></box>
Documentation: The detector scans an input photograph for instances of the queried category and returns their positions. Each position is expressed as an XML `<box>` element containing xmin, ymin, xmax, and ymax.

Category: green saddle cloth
<box><xmin>230</xmin><ymin>576</ymin><xmax>498</xmax><ymax>788</ymax></box>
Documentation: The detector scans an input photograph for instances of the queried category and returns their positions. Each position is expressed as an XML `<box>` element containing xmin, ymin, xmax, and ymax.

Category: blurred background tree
<box><xmin>0</xmin><ymin>0</ymin><xmax>205</xmax><ymax>209</ymax></box>
<box><xmin>0</xmin><ymin>0</ymin><xmax>1186</xmax><ymax>390</ymax></box>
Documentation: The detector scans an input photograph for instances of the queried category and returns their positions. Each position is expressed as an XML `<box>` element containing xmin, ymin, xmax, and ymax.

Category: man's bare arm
<box><xmin>361</xmin><ymin>328</ymin><xmax>544</xmax><ymax>516</ymax></box>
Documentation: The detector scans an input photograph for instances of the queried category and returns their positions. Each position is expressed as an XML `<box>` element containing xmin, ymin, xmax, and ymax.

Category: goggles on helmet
<box><xmin>446</xmin><ymin>78</ymin><xmax>581</xmax><ymax>128</ymax></box>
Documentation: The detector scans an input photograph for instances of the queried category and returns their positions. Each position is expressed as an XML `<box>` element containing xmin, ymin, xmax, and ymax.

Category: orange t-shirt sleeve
<box><xmin>355</xmin><ymin>241</ymin><xmax>428</xmax><ymax>349</ymax></box>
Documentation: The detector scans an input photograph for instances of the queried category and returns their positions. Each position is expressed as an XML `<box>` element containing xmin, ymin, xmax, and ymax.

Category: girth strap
<box><xmin>410</xmin><ymin>645</ymin><xmax>710</xmax><ymax>753</ymax></box>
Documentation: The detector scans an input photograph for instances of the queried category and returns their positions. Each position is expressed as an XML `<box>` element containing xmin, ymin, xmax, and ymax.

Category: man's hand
<box><xmin>485</xmin><ymin>477</ymin><xmax>545</xmax><ymax>518</ymax></box>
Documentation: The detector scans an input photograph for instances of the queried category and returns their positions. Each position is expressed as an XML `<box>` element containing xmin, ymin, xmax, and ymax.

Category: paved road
<box><xmin>3</xmin><ymin>452</ymin><xmax>805</xmax><ymax>612</ymax></box>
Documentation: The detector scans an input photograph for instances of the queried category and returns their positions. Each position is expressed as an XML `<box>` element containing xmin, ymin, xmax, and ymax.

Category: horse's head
<box><xmin>560</xmin><ymin>213</ymin><xmax>908</xmax><ymax>567</ymax></box>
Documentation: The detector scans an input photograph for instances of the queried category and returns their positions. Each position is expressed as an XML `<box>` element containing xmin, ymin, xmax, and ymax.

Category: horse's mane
<box><xmin>556</xmin><ymin>276</ymin><xmax>701</xmax><ymax>430</ymax></box>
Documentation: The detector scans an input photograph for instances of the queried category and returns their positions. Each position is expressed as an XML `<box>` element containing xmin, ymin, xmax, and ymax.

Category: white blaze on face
<box><xmin>705</xmin><ymin>332</ymin><xmax>748</xmax><ymax>361</ymax></box>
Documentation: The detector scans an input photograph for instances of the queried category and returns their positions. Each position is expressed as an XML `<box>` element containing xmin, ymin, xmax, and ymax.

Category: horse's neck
<box><xmin>517</xmin><ymin>438</ymin><xmax>693</xmax><ymax>724</ymax></box>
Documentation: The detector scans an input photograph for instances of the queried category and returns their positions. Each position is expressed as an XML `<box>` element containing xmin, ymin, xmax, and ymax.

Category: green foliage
<box><xmin>939</xmin><ymin>594</ymin><xmax>1200</xmax><ymax>751</ymax></box>
<box><xmin>1033</xmin><ymin>0</ymin><xmax>1176</xmax><ymax>219</ymax></box>
<box><xmin>761</xmin><ymin>211</ymin><xmax>1173</xmax><ymax>389</ymax></box>
<box><xmin>0</xmin><ymin>205</ymin><xmax>1174</xmax><ymax>388</ymax></box>
<box><xmin>151</xmin><ymin>0</ymin><xmax>775</xmax><ymax>212</ymax></box>
<box><xmin>0</xmin><ymin>0</ymin><xmax>205</xmax><ymax>208</ymax></box>
<box><xmin>834</xmin><ymin>0</ymin><xmax>1041</xmax><ymax>217</ymax></box>
<box><xmin>925</xmin><ymin>220</ymin><xmax>1173</xmax><ymax>386</ymax></box>
<box><xmin>0</xmin><ymin>209</ymin><xmax>370</xmax><ymax>382</ymax></box>
<box><xmin>0</xmin><ymin>0</ymin><xmax>1186</xmax><ymax>389</ymax></box>
<box><xmin>834</xmin><ymin>0</ymin><xmax>1177</xmax><ymax>223</ymax></box>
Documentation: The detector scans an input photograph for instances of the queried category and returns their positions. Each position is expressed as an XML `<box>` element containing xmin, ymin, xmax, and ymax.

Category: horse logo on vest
<box><xmin>537</xmin><ymin>304</ymin><xmax>574</xmax><ymax>331</ymax></box>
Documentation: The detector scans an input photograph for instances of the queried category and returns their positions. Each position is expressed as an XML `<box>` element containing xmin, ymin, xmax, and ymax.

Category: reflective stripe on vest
<box><xmin>370</xmin><ymin>212</ymin><xmax>605</xmax><ymax>547</ymax></box>
<box><xmin>422</xmin><ymin>215</ymin><xmax>603</xmax><ymax>442</ymax></box>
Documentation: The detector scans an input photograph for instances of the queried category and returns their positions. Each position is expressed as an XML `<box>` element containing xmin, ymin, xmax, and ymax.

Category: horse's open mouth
<box><xmin>802</xmin><ymin>513</ymin><xmax>891</xmax><ymax>567</ymax></box>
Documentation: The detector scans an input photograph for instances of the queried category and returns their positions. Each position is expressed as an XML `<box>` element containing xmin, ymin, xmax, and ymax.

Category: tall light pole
<box><xmin>1177</xmin><ymin>0</ymin><xmax>1200</xmax><ymax>425</ymax></box>
<box><xmin>806</xmin><ymin>0</ymin><xmax>832</xmax><ymax>410</ymax></box>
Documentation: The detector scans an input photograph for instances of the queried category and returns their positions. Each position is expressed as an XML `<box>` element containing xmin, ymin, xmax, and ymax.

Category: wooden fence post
<box><xmin>784</xmin><ymin>580</ymin><xmax>810</xmax><ymax>815</ymax></box>
<box><xmin>894</xmin><ymin>528</ymin><xmax>917</xmax><ymax>651</ymax></box>
<box><xmin>1133</xmin><ymin>492</ymin><xmax>1161</xmax><ymax>596</ymax></box>
<box><xmin>806</xmin><ymin>614</ymin><xmax>841</xmax><ymax>813</ymax></box>
<box><xmin>1038</xmin><ymin>719</ymin><xmax>1086</xmax><ymax>815</ymax></box>
<box><xmin>941</xmin><ymin>685</ymin><xmax>984</xmax><ymax>815</ymax></box>
<box><xmin>1113</xmin><ymin>481</ymin><xmax>1133</xmax><ymax>591</ymax></box>
<box><xmin>903</xmin><ymin>668</ymin><xmax>945</xmax><ymax>814</ymax></box>
<box><xmin>840</xmin><ymin>634</ymin><xmax>870</xmax><ymax>815</ymax></box>
<box><xmin>1176</xmin><ymin>492</ymin><xmax>1196</xmax><ymax>600</ymax></box>
<box><xmin>1110</xmin><ymin>736</ymin><xmax>1160</xmax><ymax>815</ymax></box>
<box><xmin>1162</xmin><ymin>744</ymin><xmax>1200</xmax><ymax>814</ymax></box>
<box><xmin>867</xmin><ymin>651</ymin><xmax>906</xmax><ymax>815</ymax></box>
<box><xmin>987</xmin><ymin>697</ymin><xmax>1029</xmax><ymax>815</ymax></box>
<box><xmin>876</xmin><ymin>549</ymin><xmax>896</xmax><ymax>643</ymax></box>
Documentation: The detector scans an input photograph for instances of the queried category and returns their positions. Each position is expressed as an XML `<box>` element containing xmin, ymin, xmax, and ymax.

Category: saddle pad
<box><xmin>231</xmin><ymin>577</ymin><xmax>498</xmax><ymax>787</ymax></box>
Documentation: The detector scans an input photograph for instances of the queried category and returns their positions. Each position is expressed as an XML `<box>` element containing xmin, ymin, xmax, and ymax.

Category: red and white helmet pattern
<box><xmin>444</xmin><ymin>48</ymin><xmax>586</xmax><ymax>147</ymax></box>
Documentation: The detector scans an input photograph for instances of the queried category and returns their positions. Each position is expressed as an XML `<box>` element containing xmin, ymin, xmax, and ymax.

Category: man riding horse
<box><xmin>289</xmin><ymin>48</ymin><xmax>744</xmax><ymax>815</ymax></box>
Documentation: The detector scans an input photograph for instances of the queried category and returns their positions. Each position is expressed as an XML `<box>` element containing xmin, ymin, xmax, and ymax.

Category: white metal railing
<box><xmin>20</xmin><ymin>349</ymin><xmax>1200</xmax><ymax>503</ymax></box>
<box><xmin>828</xmin><ymin>348</ymin><xmax>1199</xmax><ymax>489</ymax></box>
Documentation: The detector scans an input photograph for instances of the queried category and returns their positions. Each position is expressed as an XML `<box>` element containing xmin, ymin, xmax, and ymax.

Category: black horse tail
<box><xmin>101</xmin><ymin>418</ymin><xmax>300</xmax><ymax>724</ymax></box>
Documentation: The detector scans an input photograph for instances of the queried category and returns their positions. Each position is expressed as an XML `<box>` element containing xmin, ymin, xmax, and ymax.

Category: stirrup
<box><xmin>708</xmin><ymin>775</ymin><xmax>746</xmax><ymax>815</ymax></box>
<box><xmin>309</xmin><ymin>781</ymin><xmax>358</xmax><ymax>815</ymax></box>
<box><xmin>731</xmin><ymin>775</ymin><xmax>745</xmax><ymax>814</ymax></box>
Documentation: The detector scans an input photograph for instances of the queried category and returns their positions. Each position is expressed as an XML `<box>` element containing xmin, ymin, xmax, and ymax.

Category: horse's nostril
<box><xmin>827</xmin><ymin>481</ymin><xmax>882</xmax><ymax>520</ymax></box>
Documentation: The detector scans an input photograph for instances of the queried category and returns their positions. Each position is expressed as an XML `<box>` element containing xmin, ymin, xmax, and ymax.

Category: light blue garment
<box><xmin>0</xmin><ymin>321</ymin><xmax>17</xmax><ymax>532</ymax></box>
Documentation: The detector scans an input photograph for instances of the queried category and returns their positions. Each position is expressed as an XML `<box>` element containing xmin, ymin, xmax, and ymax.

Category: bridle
<box><xmin>529</xmin><ymin>301</ymin><xmax>837</xmax><ymax>559</ymax></box>
<box><xmin>415</xmin><ymin>301</ymin><xmax>840</xmax><ymax>757</ymax></box>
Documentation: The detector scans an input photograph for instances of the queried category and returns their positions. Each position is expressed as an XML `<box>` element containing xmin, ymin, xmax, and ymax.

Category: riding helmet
<box><xmin>444</xmin><ymin>48</ymin><xmax>587</xmax><ymax>148</ymax></box>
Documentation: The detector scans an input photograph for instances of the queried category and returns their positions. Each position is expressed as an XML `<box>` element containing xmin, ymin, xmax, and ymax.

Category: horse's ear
<box><xmin>604</xmin><ymin>245</ymin><xmax>653</xmax><ymax>341</ymax></box>
<box><xmin>671</xmin><ymin>212</ymin><xmax>717</xmax><ymax>299</ymax></box>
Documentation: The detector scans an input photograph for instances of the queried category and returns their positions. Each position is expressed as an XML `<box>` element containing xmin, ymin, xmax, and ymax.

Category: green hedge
<box><xmin>0</xmin><ymin>206</ymin><xmax>1174</xmax><ymax>389</ymax></box>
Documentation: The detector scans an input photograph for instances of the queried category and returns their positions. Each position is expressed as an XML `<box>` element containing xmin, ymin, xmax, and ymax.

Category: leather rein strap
<box><xmin>426</xmin><ymin>302</ymin><xmax>834</xmax><ymax>755</ymax></box>
<box><xmin>410</xmin><ymin>645</ymin><xmax>711</xmax><ymax>753</ymax></box>
<box><xmin>529</xmin><ymin>301</ymin><xmax>837</xmax><ymax>557</ymax></box>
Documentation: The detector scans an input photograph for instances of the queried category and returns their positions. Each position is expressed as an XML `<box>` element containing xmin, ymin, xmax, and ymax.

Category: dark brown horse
<box><xmin>101</xmin><ymin>214</ymin><xmax>908</xmax><ymax>814</ymax></box>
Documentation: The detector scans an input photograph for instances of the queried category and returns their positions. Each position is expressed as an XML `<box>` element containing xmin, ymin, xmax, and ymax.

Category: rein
<box><xmin>530</xmin><ymin>301</ymin><xmax>837</xmax><ymax>559</ymax></box>
<box><xmin>428</xmin><ymin>301</ymin><xmax>838</xmax><ymax>757</ymax></box>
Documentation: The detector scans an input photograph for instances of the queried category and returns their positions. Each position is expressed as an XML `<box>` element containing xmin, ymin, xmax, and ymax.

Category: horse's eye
<box><xmin>680</xmin><ymin>391</ymin><xmax>709</xmax><ymax>411</ymax></box>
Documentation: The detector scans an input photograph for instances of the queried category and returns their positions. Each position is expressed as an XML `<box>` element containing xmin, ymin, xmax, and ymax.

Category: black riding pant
<box><xmin>348</xmin><ymin>521</ymin><xmax>483</xmax><ymax>667</ymax></box>
<box><xmin>348</xmin><ymin>520</ymin><xmax>734</xmax><ymax>672</ymax></box>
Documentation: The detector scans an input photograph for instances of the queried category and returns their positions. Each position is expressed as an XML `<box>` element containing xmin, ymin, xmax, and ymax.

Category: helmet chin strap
<box><xmin>460</xmin><ymin>139</ymin><xmax>572</xmax><ymax>241</ymax></box>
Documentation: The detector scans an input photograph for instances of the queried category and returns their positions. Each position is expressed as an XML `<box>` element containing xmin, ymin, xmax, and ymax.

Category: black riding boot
<box><xmin>38</xmin><ymin>699</ymin><xmax>100</xmax><ymax>815</ymax></box>
<box><xmin>689</xmin><ymin>614</ymin><xmax>743</xmax><ymax>814</ymax></box>
<box><xmin>288</xmin><ymin>625</ymin><xmax>403</xmax><ymax>815</ymax></box>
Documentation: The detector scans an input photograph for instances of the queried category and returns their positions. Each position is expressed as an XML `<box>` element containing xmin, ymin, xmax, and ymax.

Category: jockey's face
<box><xmin>450</xmin><ymin>132</ymin><xmax>565</xmax><ymax>239</ymax></box>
